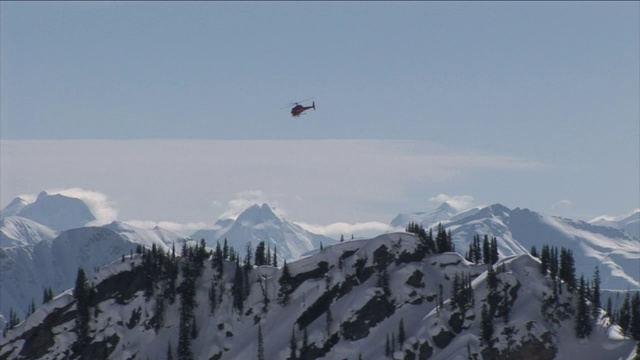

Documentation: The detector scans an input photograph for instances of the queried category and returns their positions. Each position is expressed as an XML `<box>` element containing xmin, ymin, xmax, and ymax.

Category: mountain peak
<box><xmin>12</xmin><ymin>192</ymin><xmax>96</xmax><ymax>231</ymax></box>
<box><xmin>235</xmin><ymin>203</ymin><xmax>281</xmax><ymax>225</ymax></box>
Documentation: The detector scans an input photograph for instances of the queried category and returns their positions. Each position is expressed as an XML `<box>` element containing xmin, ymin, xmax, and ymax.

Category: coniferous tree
<box><xmin>209</xmin><ymin>281</ymin><xmax>217</xmax><ymax>314</ymax></box>
<box><xmin>619</xmin><ymin>291</ymin><xmax>632</xmax><ymax>336</ymax></box>
<box><xmin>191</xmin><ymin>317</ymin><xmax>198</xmax><ymax>339</ymax></box>
<box><xmin>326</xmin><ymin>303</ymin><xmax>333</xmax><ymax>336</ymax></box>
<box><xmin>473</xmin><ymin>234</ymin><xmax>482</xmax><ymax>264</ymax></box>
<box><xmin>301</xmin><ymin>327</ymin><xmax>309</xmax><ymax>357</ymax></box>
<box><xmin>591</xmin><ymin>266</ymin><xmax>601</xmax><ymax>318</ymax></box>
<box><xmin>391</xmin><ymin>332</ymin><xmax>396</xmax><ymax>354</ymax></box>
<box><xmin>289</xmin><ymin>327</ymin><xmax>298</xmax><ymax>360</ymax></box>
<box><xmin>167</xmin><ymin>341</ymin><xmax>174</xmax><ymax>360</ymax></box>
<box><xmin>385</xmin><ymin>334</ymin><xmax>391</xmax><ymax>357</ymax></box>
<box><xmin>530</xmin><ymin>245</ymin><xmax>538</xmax><ymax>258</ymax></box>
<box><xmin>606</xmin><ymin>297</ymin><xmax>613</xmax><ymax>319</ymax></box>
<box><xmin>540</xmin><ymin>244</ymin><xmax>550</xmax><ymax>275</ymax></box>
<box><xmin>436</xmin><ymin>223</ymin><xmax>450</xmax><ymax>253</ymax></box>
<box><xmin>574</xmin><ymin>276</ymin><xmax>592</xmax><ymax>338</ymax></box>
<box><xmin>482</xmin><ymin>235</ymin><xmax>491</xmax><ymax>264</ymax></box>
<box><xmin>223</xmin><ymin>238</ymin><xmax>229</xmax><ymax>259</ymax></box>
<box><xmin>73</xmin><ymin>267</ymin><xmax>91</xmax><ymax>351</ymax></box>
<box><xmin>177</xmin><ymin>253</ymin><xmax>196</xmax><ymax>360</ymax></box>
<box><xmin>486</xmin><ymin>266</ymin><xmax>498</xmax><ymax>293</ymax></box>
<box><xmin>378</xmin><ymin>267</ymin><xmax>391</xmax><ymax>298</ymax></box>
<box><xmin>630</xmin><ymin>292</ymin><xmax>640</xmax><ymax>340</ymax></box>
<box><xmin>559</xmin><ymin>247</ymin><xmax>576</xmax><ymax>292</ymax></box>
<box><xmin>255</xmin><ymin>241</ymin><xmax>266</xmax><ymax>266</ymax></box>
<box><xmin>273</xmin><ymin>247</ymin><xmax>278</xmax><ymax>267</ymax></box>
<box><xmin>266</xmin><ymin>244</ymin><xmax>272</xmax><ymax>266</ymax></box>
<box><xmin>43</xmin><ymin>287</ymin><xmax>54</xmax><ymax>304</ymax></box>
<box><xmin>153</xmin><ymin>291</ymin><xmax>166</xmax><ymax>331</ymax></box>
<box><xmin>481</xmin><ymin>304</ymin><xmax>493</xmax><ymax>344</ymax></box>
<box><xmin>490</xmin><ymin>237</ymin><xmax>499</xmax><ymax>265</ymax></box>
<box><xmin>278</xmin><ymin>260</ymin><xmax>292</xmax><ymax>305</ymax></box>
<box><xmin>257</xmin><ymin>323</ymin><xmax>265</xmax><ymax>360</ymax></box>
<box><xmin>549</xmin><ymin>246</ymin><xmax>559</xmax><ymax>279</ymax></box>
<box><xmin>398</xmin><ymin>318</ymin><xmax>406</xmax><ymax>346</ymax></box>
<box><xmin>233</xmin><ymin>260</ymin><xmax>245</xmax><ymax>312</ymax></box>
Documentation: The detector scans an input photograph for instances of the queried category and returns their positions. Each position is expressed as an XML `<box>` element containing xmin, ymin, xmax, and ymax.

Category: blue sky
<box><xmin>1</xmin><ymin>2</ymin><xmax>638</xmax><ymax>236</ymax></box>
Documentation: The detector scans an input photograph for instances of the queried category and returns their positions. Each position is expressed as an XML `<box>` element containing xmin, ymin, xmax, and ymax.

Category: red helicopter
<box><xmin>290</xmin><ymin>100</ymin><xmax>316</xmax><ymax>117</ymax></box>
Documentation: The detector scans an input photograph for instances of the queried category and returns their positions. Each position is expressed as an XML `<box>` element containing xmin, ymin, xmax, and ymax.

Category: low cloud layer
<box><xmin>1</xmin><ymin>140</ymin><xmax>547</xmax><ymax>230</ymax></box>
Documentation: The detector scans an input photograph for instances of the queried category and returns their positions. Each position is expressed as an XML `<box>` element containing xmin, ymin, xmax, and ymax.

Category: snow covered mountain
<box><xmin>104</xmin><ymin>221</ymin><xmax>184</xmax><ymax>251</ymax></box>
<box><xmin>590</xmin><ymin>210</ymin><xmax>640</xmax><ymax>240</ymax></box>
<box><xmin>0</xmin><ymin>221</ymin><xmax>190</xmax><ymax>327</ymax></box>
<box><xmin>389</xmin><ymin>202</ymin><xmax>480</xmax><ymax>230</ymax></box>
<box><xmin>1</xmin><ymin>233</ymin><xmax>637</xmax><ymax>360</ymax></box>
<box><xmin>1</xmin><ymin>192</ymin><xmax>96</xmax><ymax>231</ymax></box>
<box><xmin>444</xmin><ymin>204</ymin><xmax>640</xmax><ymax>291</ymax></box>
<box><xmin>192</xmin><ymin>203</ymin><xmax>337</xmax><ymax>260</ymax></box>
<box><xmin>0</xmin><ymin>216</ymin><xmax>58</xmax><ymax>248</ymax></box>
<box><xmin>391</xmin><ymin>203</ymin><xmax>639</xmax><ymax>291</ymax></box>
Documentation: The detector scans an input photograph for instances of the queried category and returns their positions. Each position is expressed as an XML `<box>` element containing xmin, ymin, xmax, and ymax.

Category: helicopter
<box><xmin>290</xmin><ymin>100</ymin><xmax>316</xmax><ymax>117</ymax></box>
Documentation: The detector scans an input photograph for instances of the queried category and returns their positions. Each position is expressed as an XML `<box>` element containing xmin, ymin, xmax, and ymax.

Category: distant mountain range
<box><xmin>392</xmin><ymin>203</ymin><xmax>640</xmax><ymax>291</ymax></box>
<box><xmin>0</xmin><ymin>190</ymin><xmax>638</xmax><ymax>331</ymax></box>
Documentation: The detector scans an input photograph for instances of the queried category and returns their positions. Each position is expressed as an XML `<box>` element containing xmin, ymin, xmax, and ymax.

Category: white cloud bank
<box><xmin>1</xmin><ymin>139</ymin><xmax>546</xmax><ymax>233</ymax></box>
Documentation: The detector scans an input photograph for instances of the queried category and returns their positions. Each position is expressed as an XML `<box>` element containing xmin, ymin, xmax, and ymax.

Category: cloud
<box><xmin>0</xmin><ymin>139</ymin><xmax>547</xmax><ymax>226</ymax></box>
<box><xmin>295</xmin><ymin>221</ymin><xmax>394</xmax><ymax>239</ymax></box>
<box><xmin>551</xmin><ymin>199</ymin><xmax>574</xmax><ymax>210</ymax></box>
<box><xmin>428</xmin><ymin>194</ymin><xmax>478</xmax><ymax>212</ymax></box>
<box><xmin>125</xmin><ymin>220</ymin><xmax>212</xmax><ymax>236</ymax></box>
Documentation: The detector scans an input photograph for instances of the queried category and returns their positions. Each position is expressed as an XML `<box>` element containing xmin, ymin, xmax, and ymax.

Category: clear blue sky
<box><xmin>1</xmin><ymin>2</ymin><xmax>638</xmax><ymax>235</ymax></box>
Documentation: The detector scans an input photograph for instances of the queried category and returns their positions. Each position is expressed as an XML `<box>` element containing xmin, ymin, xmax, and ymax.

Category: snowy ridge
<box><xmin>0</xmin><ymin>223</ymin><xmax>188</xmax><ymax>327</ymax></box>
<box><xmin>441</xmin><ymin>205</ymin><xmax>639</xmax><ymax>290</ymax></box>
<box><xmin>1</xmin><ymin>233</ymin><xmax>636</xmax><ymax>360</ymax></box>
<box><xmin>590</xmin><ymin>210</ymin><xmax>640</xmax><ymax>240</ymax></box>
<box><xmin>0</xmin><ymin>216</ymin><xmax>58</xmax><ymax>248</ymax></box>
<box><xmin>104</xmin><ymin>221</ymin><xmax>188</xmax><ymax>251</ymax></box>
